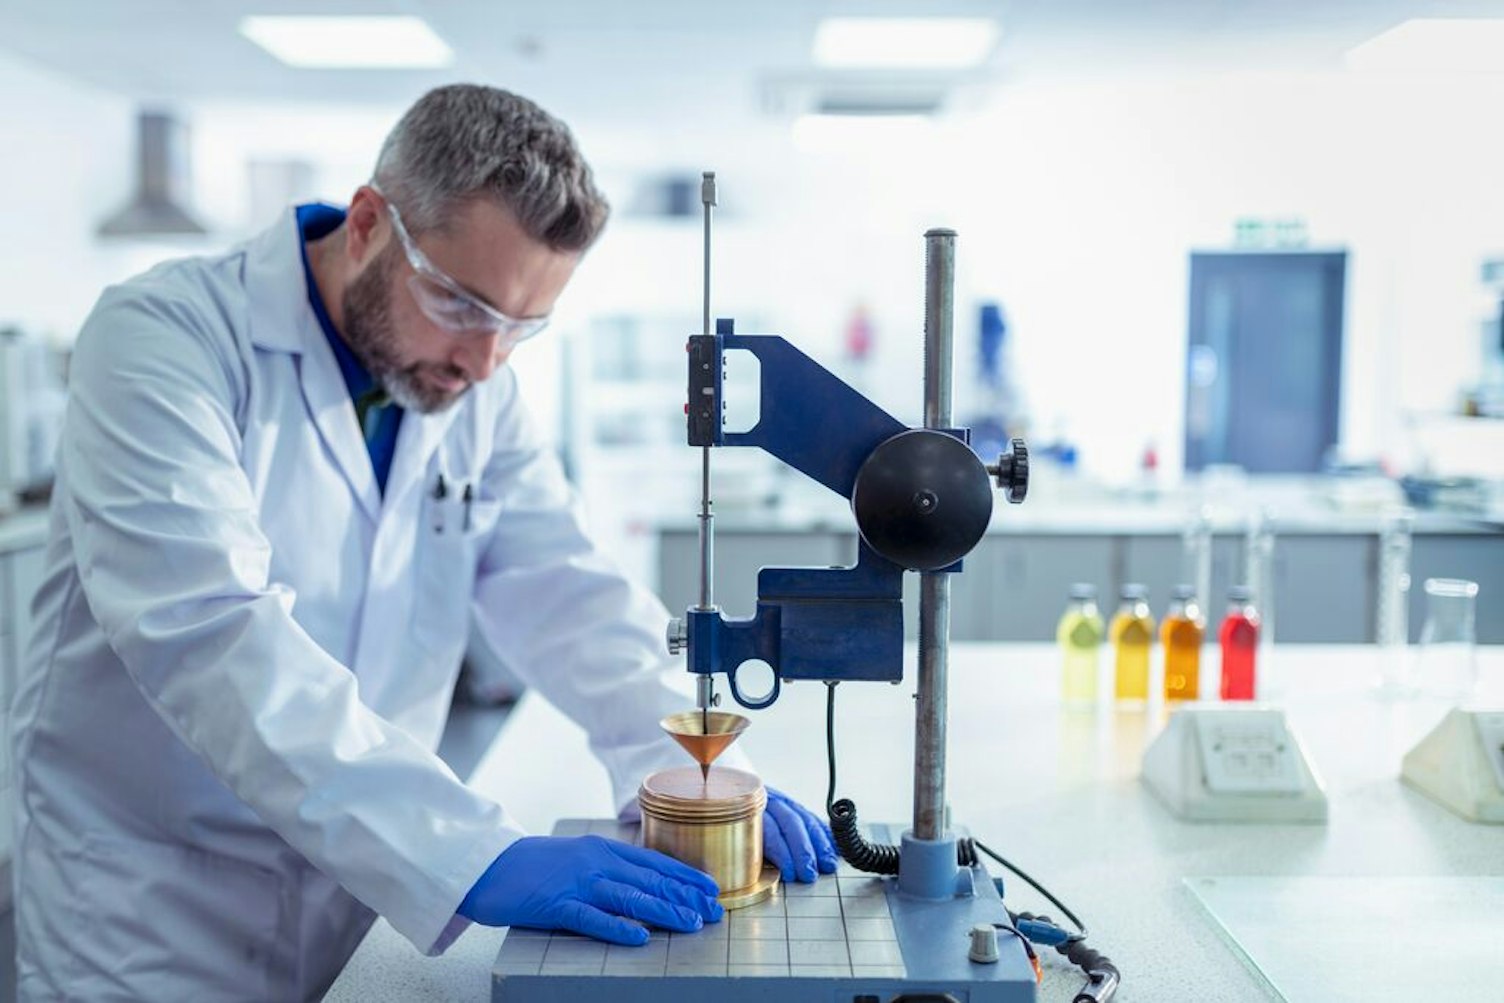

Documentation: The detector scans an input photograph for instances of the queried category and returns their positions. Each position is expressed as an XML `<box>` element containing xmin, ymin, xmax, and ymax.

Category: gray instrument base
<box><xmin>491</xmin><ymin>818</ymin><xmax>1038</xmax><ymax>1002</ymax></box>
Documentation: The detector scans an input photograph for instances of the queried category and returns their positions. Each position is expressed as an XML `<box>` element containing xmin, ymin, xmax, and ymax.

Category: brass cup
<box><xmin>638</xmin><ymin>765</ymin><xmax>774</xmax><ymax>908</ymax></box>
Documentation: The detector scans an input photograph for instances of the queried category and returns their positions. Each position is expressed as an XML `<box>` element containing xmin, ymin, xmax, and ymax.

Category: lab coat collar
<box><xmin>243</xmin><ymin>207</ymin><xmax>460</xmax><ymax>522</ymax></box>
<box><xmin>244</xmin><ymin>207</ymin><xmax>314</xmax><ymax>355</ymax></box>
<box><xmin>246</xmin><ymin>208</ymin><xmax>382</xmax><ymax>520</ymax></box>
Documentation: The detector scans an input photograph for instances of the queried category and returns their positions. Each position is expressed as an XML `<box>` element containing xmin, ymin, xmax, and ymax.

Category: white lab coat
<box><xmin>10</xmin><ymin>208</ymin><xmax>713</xmax><ymax>1000</ymax></box>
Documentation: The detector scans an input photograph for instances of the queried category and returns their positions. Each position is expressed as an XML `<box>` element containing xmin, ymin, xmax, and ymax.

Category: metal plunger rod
<box><xmin>697</xmin><ymin>171</ymin><xmax>717</xmax><ymax>614</ymax></box>
<box><xmin>913</xmin><ymin>228</ymin><xmax>957</xmax><ymax>842</ymax></box>
<box><xmin>697</xmin><ymin>172</ymin><xmax>718</xmax><ymax>762</ymax></box>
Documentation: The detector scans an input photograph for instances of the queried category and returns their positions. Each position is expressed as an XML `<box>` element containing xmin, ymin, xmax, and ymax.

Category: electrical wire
<box><xmin>822</xmin><ymin>676</ymin><xmax>1118</xmax><ymax>1001</ymax></box>
<box><xmin>972</xmin><ymin>839</ymin><xmax>1087</xmax><ymax>940</ymax></box>
<box><xmin>824</xmin><ymin>681</ymin><xmax>838</xmax><ymax>814</ymax></box>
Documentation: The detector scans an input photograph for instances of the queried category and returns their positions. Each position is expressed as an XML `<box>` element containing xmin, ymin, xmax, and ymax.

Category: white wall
<box><xmin>0</xmin><ymin>51</ymin><xmax>188</xmax><ymax>340</ymax></box>
<box><xmin>574</xmin><ymin>67</ymin><xmax>1504</xmax><ymax>482</ymax></box>
<box><xmin>5</xmin><ymin>58</ymin><xmax>1502</xmax><ymax>483</ymax></box>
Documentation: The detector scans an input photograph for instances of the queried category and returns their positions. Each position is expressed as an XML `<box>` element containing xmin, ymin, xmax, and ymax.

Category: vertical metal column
<box><xmin>696</xmin><ymin>173</ymin><xmax>718</xmax><ymax>730</ymax></box>
<box><xmin>913</xmin><ymin>228</ymin><xmax>956</xmax><ymax>842</ymax></box>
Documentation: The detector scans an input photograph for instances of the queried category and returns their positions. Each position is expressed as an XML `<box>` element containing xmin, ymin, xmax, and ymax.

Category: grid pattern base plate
<box><xmin>491</xmin><ymin>818</ymin><xmax>1036</xmax><ymax>1002</ymax></box>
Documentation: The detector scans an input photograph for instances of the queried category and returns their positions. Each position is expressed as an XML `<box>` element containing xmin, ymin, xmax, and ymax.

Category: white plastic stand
<box><xmin>1401</xmin><ymin>708</ymin><xmax>1504</xmax><ymax>823</ymax></box>
<box><xmin>1142</xmin><ymin>704</ymin><xmax>1327</xmax><ymax>823</ymax></box>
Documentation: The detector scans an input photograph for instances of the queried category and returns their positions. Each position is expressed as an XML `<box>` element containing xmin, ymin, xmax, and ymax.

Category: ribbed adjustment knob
<box><xmin>989</xmin><ymin>437</ymin><xmax>1029</xmax><ymax>504</ymax></box>
<box><xmin>968</xmin><ymin>923</ymin><xmax>1000</xmax><ymax>964</ymax></box>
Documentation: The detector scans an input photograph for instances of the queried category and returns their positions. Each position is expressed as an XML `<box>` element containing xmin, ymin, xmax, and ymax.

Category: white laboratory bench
<box><xmin>324</xmin><ymin>643</ymin><xmax>1504</xmax><ymax>1002</ymax></box>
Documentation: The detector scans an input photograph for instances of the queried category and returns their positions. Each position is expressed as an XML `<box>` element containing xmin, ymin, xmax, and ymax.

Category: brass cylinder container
<box><xmin>639</xmin><ymin>766</ymin><xmax>768</xmax><ymax>906</ymax></box>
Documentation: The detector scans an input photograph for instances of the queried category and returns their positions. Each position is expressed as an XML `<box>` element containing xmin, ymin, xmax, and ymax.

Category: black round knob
<box><xmin>992</xmin><ymin>438</ymin><xmax>1029</xmax><ymax>504</ymax></box>
<box><xmin>851</xmin><ymin>429</ymin><xmax>994</xmax><ymax>571</ymax></box>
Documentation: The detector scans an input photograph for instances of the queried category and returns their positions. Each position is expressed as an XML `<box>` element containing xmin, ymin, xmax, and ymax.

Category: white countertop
<box><xmin>324</xmin><ymin>644</ymin><xmax>1504</xmax><ymax>1002</ymax></box>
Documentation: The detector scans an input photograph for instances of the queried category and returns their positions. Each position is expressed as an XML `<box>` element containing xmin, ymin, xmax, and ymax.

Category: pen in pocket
<box><xmin>432</xmin><ymin>474</ymin><xmax>448</xmax><ymax>534</ymax></box>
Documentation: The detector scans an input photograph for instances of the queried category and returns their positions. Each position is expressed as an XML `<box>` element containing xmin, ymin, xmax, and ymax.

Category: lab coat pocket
<box><xmin>411</xmin><ymin>495</ymin><xmax>503</xmax><ymax>656</ymax></box>
<box><xmin>71</xmin><ymin>835</ymin><xmax>286</xmax><ymax>1001</ymax></box>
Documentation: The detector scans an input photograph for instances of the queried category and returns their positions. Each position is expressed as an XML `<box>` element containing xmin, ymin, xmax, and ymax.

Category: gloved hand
<box><xmin>459</xmin><ymin>835</ymin><xmax>724</xmax><ymax>946</ymax></box>
<box><xmin>763</xmin><ymin>787</ymin><xmax>839</xmax><ymax>883</ymax></box>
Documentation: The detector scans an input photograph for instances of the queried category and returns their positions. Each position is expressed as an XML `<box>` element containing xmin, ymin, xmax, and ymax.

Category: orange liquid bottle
<box><xmin>1161</xmin><ymin>584</ymin><xmax>1204</xmax><ymax>701</ymax></box>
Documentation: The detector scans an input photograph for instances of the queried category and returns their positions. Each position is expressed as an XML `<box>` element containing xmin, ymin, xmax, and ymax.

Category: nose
<box><xmin>449</xmin><ymin>332</ymin><xmax>511</xmax><ymax>383</ymax></box>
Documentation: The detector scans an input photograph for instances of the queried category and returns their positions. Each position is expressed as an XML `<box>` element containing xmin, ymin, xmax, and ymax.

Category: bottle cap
<box><xmin>1228</xmin><ymin>585</ymin><xmax>1252</xmax><ymax>603</ymax></box>
<box><xmin>1120</xmin><ymin>583</ymin><xmax>1147</xmax><ymax>601</ymax></box>
<box><xmin>1172</xmin><ymin>584</ymin><xmax>1196</xmax><ymax>601</ymax></box>
<box><xmin>1069</xmin><ymin>583</ymin><xmax>1097</xmax><ymax>601</ymax></box>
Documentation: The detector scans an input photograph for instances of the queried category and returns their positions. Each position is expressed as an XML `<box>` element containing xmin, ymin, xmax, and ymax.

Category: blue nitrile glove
<box><xmin>459</xmin><ymin>835</ymin><xmax>724</xmax><ymax>946</ymax></box>
<box><xmin>763</xmin><ymin>787</ymin><xmax>839</xmax><ymax>883</ymax></box>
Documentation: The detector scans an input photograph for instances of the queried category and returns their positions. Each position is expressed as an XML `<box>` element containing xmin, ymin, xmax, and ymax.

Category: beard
<box><xmin>340</xmin><ymin>245</ymin><xmax>471</xmax><ymax>414</ymax></box>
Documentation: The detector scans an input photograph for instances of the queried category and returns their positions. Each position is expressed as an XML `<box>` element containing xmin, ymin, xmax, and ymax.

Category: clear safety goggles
<box><xmin>376</xmin><ymin>188</ymin><xmax>550</xmax><ymax>344</ymax></box>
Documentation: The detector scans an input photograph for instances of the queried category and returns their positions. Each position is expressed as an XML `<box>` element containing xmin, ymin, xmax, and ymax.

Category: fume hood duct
<box><xmin>98</xmin><ymin>111</ymin><xmax>207</xmax><ymax>238</ymax></box>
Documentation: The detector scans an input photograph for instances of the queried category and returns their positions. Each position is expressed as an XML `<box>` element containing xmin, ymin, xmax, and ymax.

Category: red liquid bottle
<box><xmin>1219</xmin><ymin>586</ymin><xmax>1260</xmax><ymax>701</ymax></box>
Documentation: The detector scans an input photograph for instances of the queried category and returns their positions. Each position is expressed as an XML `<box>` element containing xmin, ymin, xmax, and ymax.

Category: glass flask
<box><xmin>1416</xmin><ymin>578</ymin><xmax>1479</xmax><ymax>702</ymax></box>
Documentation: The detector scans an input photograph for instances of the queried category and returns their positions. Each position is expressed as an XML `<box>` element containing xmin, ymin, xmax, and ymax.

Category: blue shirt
<box><xmin>296</xmin><ymin>203</ymin><xmax>403</xmax><ymax>494</ymax></box>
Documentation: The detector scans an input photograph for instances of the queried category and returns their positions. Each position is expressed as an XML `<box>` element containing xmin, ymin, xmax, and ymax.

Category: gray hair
<box><xmin>372</xmin><ymin>84</ymin><xmax>609</xmax><ymax>253</ymax></box>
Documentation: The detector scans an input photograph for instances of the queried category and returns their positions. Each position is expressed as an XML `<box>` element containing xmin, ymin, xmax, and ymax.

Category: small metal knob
<box><xmin>666</xmin><ymin>618</ymin><xmax>688</xmax><ymax>655</ymax></box>
<box><xmin>986</xmin><ymin>438</ymin><xmax>1029</xmax><ymax>504</ymax></box>
<box><xmin>968</xmin><ymin>923</ymin><xmax>1000</xmax><ymax>964</ymax></box>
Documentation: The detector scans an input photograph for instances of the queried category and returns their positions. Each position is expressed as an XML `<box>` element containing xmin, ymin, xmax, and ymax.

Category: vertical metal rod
<box><xmin>914</xmin><ymin>228</ymin><xmax>957</xmax><ymax>842</ymax></box>
<box><xmin>696</xmin><ymin>172</ymin><xmax>718</xmax><ymax>742</ymax></box>
<box><xmin>696</xmin><ymin>171</ymin><xmax>717</xmax><ymax>614</ymax></box>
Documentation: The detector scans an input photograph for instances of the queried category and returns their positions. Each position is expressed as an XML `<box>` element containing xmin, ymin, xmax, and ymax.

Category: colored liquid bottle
<box><xmin>1057</xmin><ymin>583</ymin><xmax>1105</xmax><ymax>705</ymax></box>
<box><xmin>1219</xmin><ymin>586</ymin><xmax>1260</xmax><ymax>700</ymax></box>
<box><xmin>1111</xmin><ymin>584</ymin><xmax>1155</xmax><ymax>703</ymax></box>
<box><xmin>1161</xmin><ymin>584</ymin><xmax>1204</xmax><ymax>702</ymax></box>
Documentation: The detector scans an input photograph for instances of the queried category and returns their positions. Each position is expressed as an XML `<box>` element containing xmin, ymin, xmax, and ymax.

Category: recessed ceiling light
<box><xmin>813</xmin><ymin>17</ymin><xmax>999</xmax><ymax>70</ymax></box>
<box><xmin>239</xmin><ymin>15</ymin><xmax>454</xmax><ymax>70</ymax></box>
<box><xmin>1346</xmin><ymin>18</ymin><xmax>1504</xmax><ymax>72</ymax></box>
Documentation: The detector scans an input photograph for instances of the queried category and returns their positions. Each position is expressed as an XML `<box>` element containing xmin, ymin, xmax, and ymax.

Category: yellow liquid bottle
<box><xmin>1111</xmin><ymin>585</ymin><xmax>1155</xmax><ymax>703</ymax></box>
<box><xmin>1161</xmin><ymin>584</ymin><xmax>1204</xmax><ymax>702</ymax></box>
<box><xmin>1057</xmin><ymin>584</ymin><xmax>1105</xmax><ymax>705</ymax></box>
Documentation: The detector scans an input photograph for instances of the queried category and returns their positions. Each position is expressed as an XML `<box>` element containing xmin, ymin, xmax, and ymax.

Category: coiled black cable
<box><xmin>827</xmin><ymin>797</ymin><xmax>899</xmax><ymax>873</ymax></box>
<box><xmin>829</xmin><ymin>797</ymin><xmax>982</xmax><ymax>874</ymax></box>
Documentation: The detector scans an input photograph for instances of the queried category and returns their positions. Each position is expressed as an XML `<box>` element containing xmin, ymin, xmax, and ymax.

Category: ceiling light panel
<box><xmin>813</xmin><ymin>17</ymin><xmax>999</xmax><ymax>70</ymax></box>
<box><xmin>239</xmin><ymin>15</ymin><xmax>455</xmax><ymax>70</ymax></box>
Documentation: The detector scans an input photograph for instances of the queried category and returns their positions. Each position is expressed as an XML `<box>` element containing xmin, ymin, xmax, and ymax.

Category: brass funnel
<box><xmin>661</xmin><ymin>711</ymin><xmax>749</xmax><ymax>773</ymax></box>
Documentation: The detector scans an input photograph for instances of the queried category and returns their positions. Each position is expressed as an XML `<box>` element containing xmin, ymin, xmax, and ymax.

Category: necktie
<box><xmin>354</xmin><ymin>386</ymin><xmax>392</xmax><ymax>446</ymax></box>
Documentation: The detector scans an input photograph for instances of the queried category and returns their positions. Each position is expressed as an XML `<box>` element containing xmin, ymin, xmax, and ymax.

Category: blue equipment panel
<box><xmin>491</xmin><ymin>819</ymin><xmax>1038</xmax><ymax>1002</ymax></box>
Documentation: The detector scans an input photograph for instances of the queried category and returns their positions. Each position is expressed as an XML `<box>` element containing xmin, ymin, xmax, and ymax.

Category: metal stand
<box><xmin>494</xmin><ymin>222</ymin><xmax>1036</xmax><ymax>1001</ymax></box>
<box><xmin>901</xmin><ymin>228</ymin><xmax>962</xmax><ymax>901</ymax></box>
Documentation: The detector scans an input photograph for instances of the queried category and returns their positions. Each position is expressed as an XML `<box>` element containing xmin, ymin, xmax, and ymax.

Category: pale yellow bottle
<box><xmin>1056</xmin><ymin>583</ymin><xmax>1105</xmax><ymax>706</ymax></box>
<box><xmin>1111</xmin><ymin>584</ymin><xmax>1155</xmax><ymax>703</ymax></box>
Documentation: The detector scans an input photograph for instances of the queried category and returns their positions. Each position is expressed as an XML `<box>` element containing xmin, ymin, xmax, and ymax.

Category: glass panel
<box><xmin>1185</xmin><ymin>876</ymin><xmax>1504</xmax><ymax>1001</ymax></box>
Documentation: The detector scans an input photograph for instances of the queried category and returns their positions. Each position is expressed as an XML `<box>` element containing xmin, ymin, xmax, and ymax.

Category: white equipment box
<box><xmin>1401</xmin><ymin>708</ymin><xmax>1504</xmax><ymax>823</ymax></box>
<box><xmin>1142</xmin><ymin>705</ymin><xmax>1327</xmax><ymax>823</ymax></box>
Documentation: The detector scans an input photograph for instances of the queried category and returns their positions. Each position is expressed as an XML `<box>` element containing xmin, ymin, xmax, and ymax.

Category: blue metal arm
<box><xmin>684</xmin><ymin>319</ymin><xmax>911</xmax><ymax>709</ymax></box>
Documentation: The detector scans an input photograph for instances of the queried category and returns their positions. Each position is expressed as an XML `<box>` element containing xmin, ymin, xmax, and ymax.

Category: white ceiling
<box><xmin>2</xmin><ymin>1</ymin><xmax>1502</xmax><ymax>129</ymax></box>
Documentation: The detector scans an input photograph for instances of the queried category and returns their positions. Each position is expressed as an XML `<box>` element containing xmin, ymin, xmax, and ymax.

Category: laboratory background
<box><xmin>1</xmin><ymin>2</ymin><xmax>1502</xmax><ymax>1002</ymax></box>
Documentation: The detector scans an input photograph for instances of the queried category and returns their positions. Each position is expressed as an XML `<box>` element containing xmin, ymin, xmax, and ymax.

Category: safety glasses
<box><xmin>375</xmin><ymin>187</ymin><xmax>550</xmax><ymax>344</ymax></box>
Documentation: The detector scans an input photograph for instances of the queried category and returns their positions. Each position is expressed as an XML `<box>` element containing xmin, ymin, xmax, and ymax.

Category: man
<box><xmin>11</xmin><ymin>84</ymin><xmax>834</xmax><ymax>1000</ymax></box>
